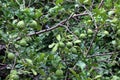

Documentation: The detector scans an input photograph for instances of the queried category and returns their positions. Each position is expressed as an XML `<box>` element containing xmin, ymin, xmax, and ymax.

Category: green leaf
<box><xmin>56</xmin><ymin>34</ymin><xmax>61</xmax><ymax>41</ymax></box>
<box><xmin>31</xmin><ymin>69</ymin><xmax>37</xmax><ymax>76</ymax></box>
<box><xmin>39</xmin><ymin>69</ymin><xmax>45</xmax><ymax>76</ymax></box>
<box><xmin>25</xmin><ymin>58</ymin><xmax>33</xmax><ymax>66</ymax></box>
<box><xmin>74</xmin><ymin>40</ymin><xmax>81</xmax><ymax>44</ymax></box>
<box><xmin>69</xmin><ymin>68</ymin><xmax>80</xmax><ymax>79</ymax></box>
<box><xmin>39</xmin><ymin>53</ymin><xmax>45</xmax><ymax>61</ymax></box>
<box><xmin>49</xmin><ymin>43</ymin><xmax>55</xmax><ymax>48</ymax></box>
<box><xmin>55</xmin><ymin>0</ymin><xmax>63</xmax><ymax>5</ymax></box>
<box><xmin>111</xmin><ymin>76</ymin><xmax>120</xmax><ymax>80</ymax></box>
<box><xmin>76</xmin><ymin>61</ymin><xmax>86</xmax><ymax>70</ymax></box>
<box><xmin>52</xmin><ymin>43</ymin><xmax>58</xmax><ymax>53</ymax></box>
<box><xmin>79</xmin><ymin>0</ymin><xmax>84</xmax><ymax>3</ymax></box>
<box><xmin>83</xmin><ymin>0</ymin><xmax>91</xmax><ymax>5</ymax></box>
<box><xmin>94</xmin><ymin>75</ymin><xmax>102</xmax><ymax>79</ymax></box>
<box><xmin>35</xmin><ymin>8</ymin><xmax>43</xmax><ymax>18</ymax></box>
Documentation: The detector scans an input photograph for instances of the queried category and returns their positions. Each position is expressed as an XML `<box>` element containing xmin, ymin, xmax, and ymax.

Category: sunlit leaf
<box><xmin>56</xmin><ymin>34</ymin><xmax>61</xmax><ymax>41</ymax></box>
<box><xmin>76</xmin><ymin>61</ymin><xmax>86</xmax><ymax>70</ymax></box>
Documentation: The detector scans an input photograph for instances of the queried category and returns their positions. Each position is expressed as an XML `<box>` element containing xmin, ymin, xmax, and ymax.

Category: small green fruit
<box><xmin>74</xmin><ymin>30</ymin><xmax>79</xmax><ymax>35</ymax></box>
<box><xmin>10</xmin><ymin>74</ymin><xmax>19</xmax><ymax>80</ymax></box>
<box><xmin>87</xmin><ymin>20</ymin><xmax>92</xmax><ymax>24</ymax></box>
<box><xmin>87</xmin><ymin>29</ymin><xmax>93</xmax><ymax>34</ymax></box>
<box><xmin>108</xmin><ymin>10</ymin><xmax>115</xmax><ymax>16</ymax></box>
<box><xmin>71</xmin><ymin>47</ymin><xmax>77</xmax><ymax>54</ymax></box>
<box><xmin>103</xmin><ymin>30</ymin><xmax>109</xmax><ymax>35</ymax></box>
<box><xmin>7</xmin><ymin>52</ymin><xmax>15</xmax><ymax>60</ymax></box>
<box><xmin>10</xmin><ymin>70</ymin><xmax>17</xmax><ymax>75</ymax></box>
<box><xmin>12</xmin><ymin>19</ymin><xmax>18</xmax><ymax>26</ymax></box>
<box><xmin>25</xmin><ymin>37</ymin><xmax>32</xmax><ymax>42</ymax></box>
<box><xmin>79</xmin><ymin>33</ymin><xmax>86</xmax><ymax>39</ymax></box>
<box><xmin>111</xmin><ymin>40</ymin><xmax>117</xmax><ymax>46</ymax></box>
<box><xmin>74</xmin><ymin>40</ymin><xmax>81</xmax><ymax>44</ymax></box>
<box><xmin>55</xmin><ymin>69</ymin><xmax>63</xmax><ymax>76</ymax></box>
<box><xmin>59</xmin><ymin>42</ymin><xmax>65</xmax><ymax>48</ymax></box>
<box><xmin>17</xmin><ymin>20</ymin><xmax>25</xmax><ymax>28</ymax></box>
<box><xmin>75</xmin><ymin>4</ymin><xmax>79</xmax><ymax>8</ymax></box>
<box><xmin>47</xmin><ymin>77</ymin><xmax>51</xmax><ymax>80</ymax></box>
<box><xmin>66</xmin><ymin>42</ymin><xmax>73</xmax><ymax>48</ymax></box>
<box><xmin>19</xmin><ymin>39</ymin><xmax>27</xmax><ymax>46</ymax></box>
<box><xmin>88</xmin><ymin>34</ymin><xmax>92</xmax><ymax>37</ymax></box>
<box><xmin>111</xmin><ymin>17</ymin><xmax>118</xmax><ymax>23</ymax></box>
<box><xmin>64</xmin><ymin>47</ymin><xmax>69</xmax><ymax>52</ymax></box>
<box><xmin>29</xmin><ymin>20</ymin><xmax>37</xmax><ymax>28</ymax></box>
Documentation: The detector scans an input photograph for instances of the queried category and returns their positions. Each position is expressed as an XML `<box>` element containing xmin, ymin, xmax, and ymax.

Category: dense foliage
<box><xmin>0</xmin><ymin>0</ymin><xmax>120</xmax><ymax>80</ymax></box>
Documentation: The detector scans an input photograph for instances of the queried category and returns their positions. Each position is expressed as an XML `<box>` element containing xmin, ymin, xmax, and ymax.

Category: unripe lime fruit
<box><xmin>87</xmin><ymin>20</ymin><xmax>92</xmax><ymax>24</ymax></box>
<box><xmin>7</xmin><ymin>52</ymin><xmax>15</xmax><ymax>60</ymax></box>
<box><xmin>12</xmin><ymin>19</ymin><xmax>18</xmax><ymax>26</ymax></box>
<box><xmin>74</xmin><ymin>40</ymin><xmax>81</xmax><ymax>44</ymax></box>
<box><xmin>88</xmin><ymin>34</ymin><xmax>92</xmax><ymax>37</ymax></box>
<box><xmin>108</xmin><ymin>10</ymin><xmax>115</xmax><ymax>16</ymax></box>
<box><xmin>25</xmin><ymin>37</ymin><xmax>32</xmax><ymax>42</ymax></box>
<box><xmin>47</xmin><ymin>77</ymin><xmax>51</xmax><ymax>80</ymax></box>
<box><xmin>87</xmin><ymin>29</ymin><xmax>93</xmax><ymax>34</ymax></box>
<box><xmin>79</xmin><ymin>33</ymin><xmax>86</xmax><ymax>39</ymax></box>
<box><xmin>66</xmin><ymin>42</ymin><xmax>73</xmax><ymax>48</ymax></box>
<box><xmin>19</xmin><ymin>39</ymin><xmax>27</xmax><ymax>46</ymax></box>
<box><xmin>74</xmin><ymin>30</ymin><xmax>79</xmax><ymax>35</ymax></box>
<box><xmin>71</xmin><ymin>47</ymin><xmax>77</xmax><ymax>54</ymax></box>
<box><xmin>59</xmin><ymin>42</ymin><xmax>65</xmax><ymax>48</ymax></box>
<box><xmin>103</xmin><ymin>30</ymin><xmax>109</xmax><ymax>35</ymax></box>
<box><xmin>10</xmin><ymin>74</ymin><xmax>19</xmax><ymax>80</ymax></box>
<box><xmin>75</xmin><ymin>4</ymin><xmax>79</xmax><ymax>8</ymax></box>
<box><xmin>10</xmin><ymin>70</ymin><xmax>17</xmax><ymax>75</ymax></box>
<box><xmin>29</xmin><ymin>20</ymin><xmax>37</xmax><ymax>28</ymax></box>
<box><xmin>17</xmin><ymin>20</ymin><xmax>25</xmax><ymax>28</ymax></box>
<box><xmin>64</xmin><ymin>47</ymin><xmax>69</xmax><ymax>52</ymax></box>
<box><xmin>55</xmin><ymin>69</ymin><xmax>63</xmax><ymax>76</ymax></box>
<box><xmin>111</xmin><ymin>40</ymin><xmax>117</xmax><ymax>46</ymax></box>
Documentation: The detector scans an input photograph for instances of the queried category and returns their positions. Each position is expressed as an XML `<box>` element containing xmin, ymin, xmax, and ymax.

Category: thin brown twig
<box><xmin>27</xmin><ymin>0</ymin><xmax>31</xmax><ymax>7</ymax></box>
<box><xmin>98</xmin><ymin>0</ymin><xmax>104</xmax><ymax>9</ymax></box>
<box><xmin>87</xmin><ymin>52</ymin><xmax>118</xmax><ymax>58</ymax></box>
<box><xmin>60</xmin><ymin>24</ymin><xmax>79</xmax><ymax>39</ymax></box>
<box><xmin>11</xmin><ymin>55</ymin><xmax>17</xmax><ymax>70</ymax></box>
<box><xmin>16</xmin><ymin>12</ymin><xmax>88</xmax><ymax>41</ymax></box>
<box><xmin>23</xmin><ymin>0</ymin><xmax>25</xmax><ymax>8</ymax></box>
<box><xmin>90</xmin><ymin>0</ymin><xmax>94</xmax><ymax>11</ymax></box>
<box><xmin>0</xmin><ymin>63</ymin><xmax>6</xmax><ymax>66</ymax></box>
<box><xmin>85</xmin><ymin>28</ymin><xmax>99</xmax><ymax>56</ymax></box>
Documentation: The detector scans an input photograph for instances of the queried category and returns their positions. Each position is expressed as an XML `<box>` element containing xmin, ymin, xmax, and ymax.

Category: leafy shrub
<box><xmin>0</xmin><ymin>0</ymin><xmax>120</xmax><ymax>80</ymax></box>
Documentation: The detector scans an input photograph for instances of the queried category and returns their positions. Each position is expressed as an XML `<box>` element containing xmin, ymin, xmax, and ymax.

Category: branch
<box><xmin>60</xmin><ymin>24</ymin><xmax>79</xmax><ymax>40</ymax></box>
<box><xmin>81</xmin><ymin>5</ymin><xmax>99</xmax><ymax>56</ymax></box>
<box><xmin>87</xmin><ymin>52</ymin><xmax>119</xmax><ymax>58</ymax></box>
<box><xmin>98</xmin><ymin>0</ymin><xmax>104</xmax><ymax>9</ymax></box>
<box><xmin>16</xmin><ymin>12</ymin><xmax>88</xmax><ymax>41</ymax></box>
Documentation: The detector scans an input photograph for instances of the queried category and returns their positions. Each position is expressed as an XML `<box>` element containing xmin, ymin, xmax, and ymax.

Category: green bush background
<box><xmin>0</xmin><ymin>0</ymin><xmax>120</xmax><ymax>80</ymax></box>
